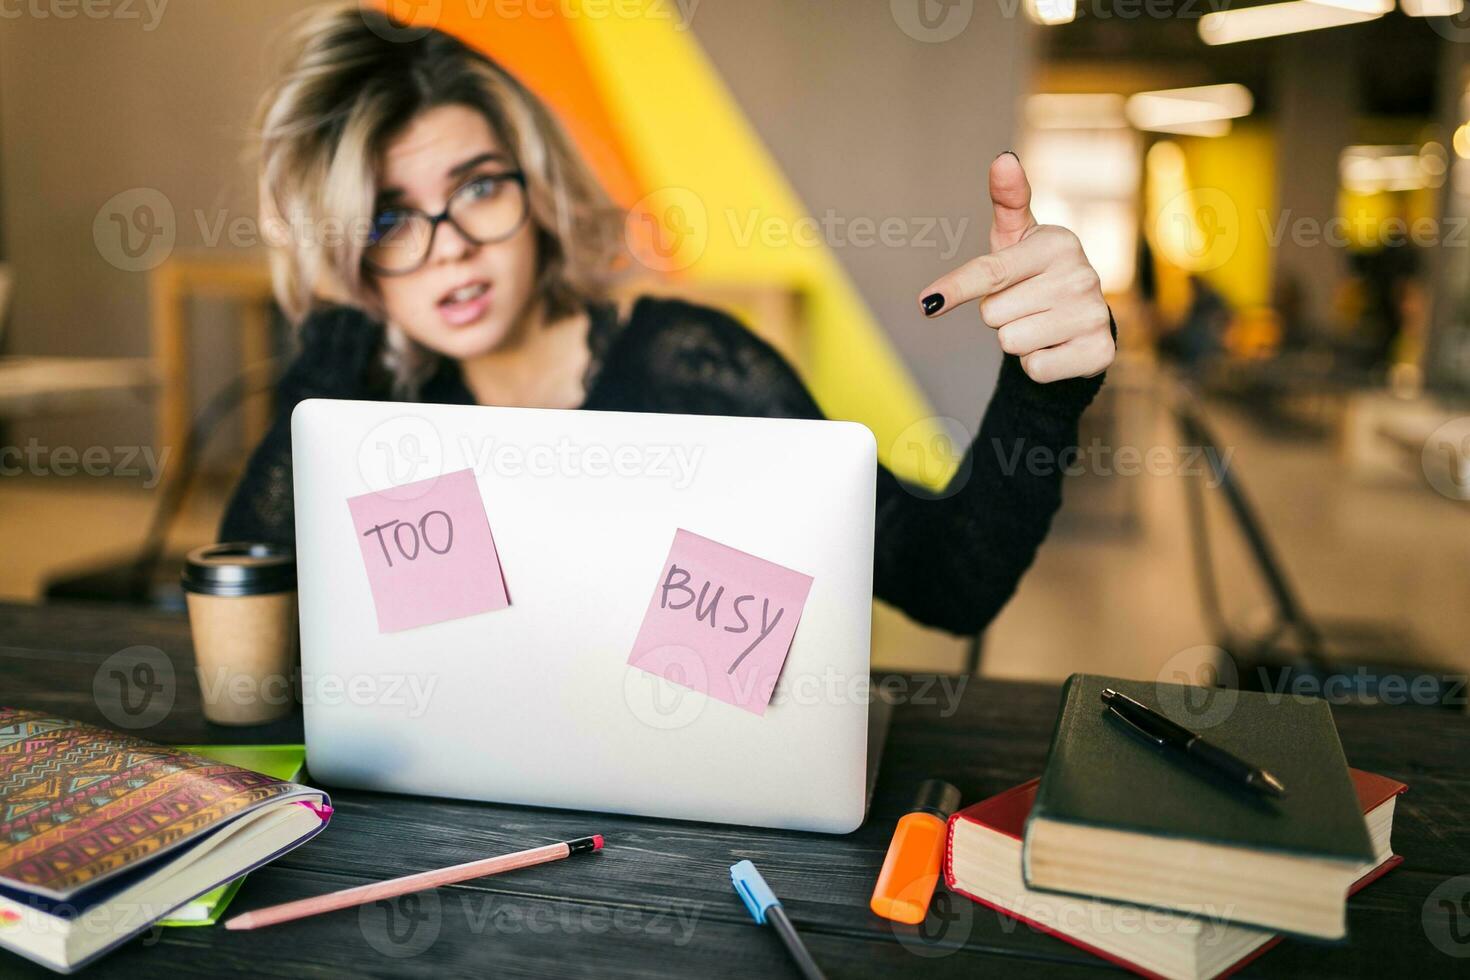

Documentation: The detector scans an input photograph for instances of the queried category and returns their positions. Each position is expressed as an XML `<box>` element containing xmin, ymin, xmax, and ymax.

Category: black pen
<box><xmin>1100</xmin><ymin>688</ymin><xmax>1286</xmax><ymax>798</ymax></box>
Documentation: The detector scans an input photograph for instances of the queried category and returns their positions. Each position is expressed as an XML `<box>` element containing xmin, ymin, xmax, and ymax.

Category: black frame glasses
<box><xmin>363</xmin><ymin>170</ymin><xmax>529</xmax><ymax>276</ymax></box>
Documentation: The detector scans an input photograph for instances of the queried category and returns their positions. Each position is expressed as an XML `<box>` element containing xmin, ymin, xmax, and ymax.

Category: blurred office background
<box><xmin>1</xmin><ymin>0</ymin><xmax>1466</xmax><ymax>699</ymax></box>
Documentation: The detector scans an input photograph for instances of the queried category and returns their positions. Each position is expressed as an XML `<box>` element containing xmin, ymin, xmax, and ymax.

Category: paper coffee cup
<box><xmin>182</xmin><ymin>543</ymin><xmax>298</xmax><ymax>726</ymax></box>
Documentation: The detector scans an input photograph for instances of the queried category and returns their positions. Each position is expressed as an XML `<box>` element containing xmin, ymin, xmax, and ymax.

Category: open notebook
<box><xmin>0</xmin><ymin>709</ymin><xmax>331</xmax><ymax>973</ymax></box>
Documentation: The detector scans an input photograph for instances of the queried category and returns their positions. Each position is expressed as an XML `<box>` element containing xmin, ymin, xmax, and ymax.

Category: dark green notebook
<box><xmin>1022</xmin><ymin>673</ymin><xmax>1375</xmax><ymax>939</ymax></box>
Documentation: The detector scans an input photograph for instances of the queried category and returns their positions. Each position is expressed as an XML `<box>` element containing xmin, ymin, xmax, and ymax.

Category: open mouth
<box><xmin>439</xmin><ymin>281</ymin><xmax>490</xmax><ymax>306</ymax></box>
<box><xmin>436</xmin><ymin>280</ymin><xmax>493</xmax><ymax>326</ymax></box>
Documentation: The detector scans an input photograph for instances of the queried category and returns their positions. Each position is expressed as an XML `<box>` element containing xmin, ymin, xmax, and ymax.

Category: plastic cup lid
<box><xmin>181</xmin><ymin>542</ymin><xmax>296</xmax><ymax>596</ymax></box>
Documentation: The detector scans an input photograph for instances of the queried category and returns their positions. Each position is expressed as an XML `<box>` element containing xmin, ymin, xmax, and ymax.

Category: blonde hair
<box><xmin>255</xmin><ymin>2</ymin><xmax>624</xmax><ymax>394</ymax></box>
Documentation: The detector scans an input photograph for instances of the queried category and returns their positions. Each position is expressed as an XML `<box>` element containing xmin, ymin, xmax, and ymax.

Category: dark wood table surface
<box><xmin>3</xmin><ymin>600</ymin><xmax>1469</xmax><ymax>978</ymax></box>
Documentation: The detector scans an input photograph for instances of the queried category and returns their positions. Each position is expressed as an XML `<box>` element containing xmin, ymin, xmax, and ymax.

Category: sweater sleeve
<box><xmin>870</xmin><ymin>340</ymin><xmax>1105</xmax><ymax>634</ymax></box>
<box><xmin>217</xmin><ymin>307</ymin><xmax>385</xmax><ymax>548</ymax></box>
<box><xmin>592</xmin><ymin>297</ymin><xmax>1106</xmax><ymax>636</ymax></box>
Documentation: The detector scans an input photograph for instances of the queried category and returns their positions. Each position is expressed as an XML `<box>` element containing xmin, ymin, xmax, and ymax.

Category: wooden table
<box><xmin>3</xmin><ymin>601</ymin><xmax>1468</xmax><ymax>978</ymax></box>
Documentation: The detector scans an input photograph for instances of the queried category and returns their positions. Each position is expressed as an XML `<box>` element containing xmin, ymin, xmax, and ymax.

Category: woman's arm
<box><xmin>871</xmin><ymin>335</ymin><xmax>1105</xmax><ymax>634</ymax></box>
<box><xmin>218</xmin><ymin>307</ymin><xmax>384</xmax><ymax>547</ymax></box>
<box><xmin>880</xmin><ymin>152</ymin><xmax>1115</xmax><ymax>631</ymax></box>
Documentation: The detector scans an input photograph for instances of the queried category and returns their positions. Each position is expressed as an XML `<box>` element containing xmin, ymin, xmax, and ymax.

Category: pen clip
<box><xmin>730</xmin><ymin>860</ymin><xmax>779</xmax><ymax>925</ymax></box>
<box><xmin>1105</xmin><ymin>704</ymin><xmax>1167</xmax><ymax>747</ymax></box>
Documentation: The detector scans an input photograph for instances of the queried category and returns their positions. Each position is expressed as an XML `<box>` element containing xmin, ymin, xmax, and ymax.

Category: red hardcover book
<box><xmin>943</xmin><ymin>769</ymin><xmax>1406</xmax><ymax>980</ymax></box>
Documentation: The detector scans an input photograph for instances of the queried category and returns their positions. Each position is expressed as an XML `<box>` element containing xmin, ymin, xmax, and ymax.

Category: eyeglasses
<box><xmin>363</xmin><ymin>170</ymin><xmax>529</xmax><ymax>276</ymax></box>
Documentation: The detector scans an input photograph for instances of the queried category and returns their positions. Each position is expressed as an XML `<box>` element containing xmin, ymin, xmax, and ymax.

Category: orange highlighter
<box><xmin>869</xmin><ymin>779</ymin><xmax>961</xmax><ymax>924</ymax></box>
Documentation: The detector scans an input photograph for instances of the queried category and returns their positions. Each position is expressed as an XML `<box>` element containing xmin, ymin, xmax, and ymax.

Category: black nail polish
<box><xmin>922</xmin><ymin>293</ymin><xmax>944</xmax><ymax>315</ymax></box>
<box><xmin>1000</xmin><ymin>149</ymin><xmax>1019</xmax><ymax>161</ymax></box>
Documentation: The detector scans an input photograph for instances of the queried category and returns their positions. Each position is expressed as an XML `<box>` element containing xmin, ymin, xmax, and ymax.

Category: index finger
<box><xmin>918</xmin><ymin>231</ymin><xmax>1055</xmax><ymax>317</ymax></box>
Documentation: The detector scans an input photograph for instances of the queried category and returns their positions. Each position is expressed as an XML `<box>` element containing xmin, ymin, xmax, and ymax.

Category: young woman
<box><xmin>221</xmin><ymin>3</ymin><xmax>1115</xmax><ymax>637</ymax></box>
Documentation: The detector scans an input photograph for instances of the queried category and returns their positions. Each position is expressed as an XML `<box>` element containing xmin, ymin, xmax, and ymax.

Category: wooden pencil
<box><xmin>223</xmin><ymin>834</ymin><xmax>604</xmax><ymax>931</ymax></box>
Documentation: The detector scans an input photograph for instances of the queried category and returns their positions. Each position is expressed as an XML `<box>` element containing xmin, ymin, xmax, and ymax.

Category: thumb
<box><xmin>989</xmin><ymin>151</ymin><xmax>1037</xmax><ymax>251</ymax></box>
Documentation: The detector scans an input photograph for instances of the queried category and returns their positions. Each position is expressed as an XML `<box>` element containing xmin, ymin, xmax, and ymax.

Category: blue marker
<box><xmin>730</xmin><ymin>860</ymin><xmax>826</xmax><ymax>980</ymax></box>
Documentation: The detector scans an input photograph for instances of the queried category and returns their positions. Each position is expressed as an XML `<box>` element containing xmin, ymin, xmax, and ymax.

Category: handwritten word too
<box><xmin>362</xmin><ymin>510</ymin><xmax>455</xmax><ymax>568</ymax></box>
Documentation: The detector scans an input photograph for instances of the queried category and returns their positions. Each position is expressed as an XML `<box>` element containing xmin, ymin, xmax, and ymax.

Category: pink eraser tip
<box><xmin>593</xmin><ymin>834</ymin><xmax>605</xmax><ymax>851</ymax></box>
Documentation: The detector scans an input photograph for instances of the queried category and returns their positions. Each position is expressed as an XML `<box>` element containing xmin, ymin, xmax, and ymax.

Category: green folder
<box><xmin>157</xmin><ymin>744</ymin><xmax>307</xmax><ymax>927</ymax></box>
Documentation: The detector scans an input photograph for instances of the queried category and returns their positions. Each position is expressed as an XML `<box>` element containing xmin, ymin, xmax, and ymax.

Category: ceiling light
<box><xmin>1025</xmin><ymin>0</ymin><xmax>1078</xmax><ymax>24</ymax></box>
<box><xmin>1340</xmin><ymin>145</ymin><xmax>1437</xmax><ymax>192</ymax></box>
<box><xmin>1125</xmin><ymin>84</ymin><xmax>1253</xmax><ymax>136</ymax></box>
<box><xmin>1199</xmin><ymin>1</ymin><xmax>1383</xmax><ymax>45</ymax></box>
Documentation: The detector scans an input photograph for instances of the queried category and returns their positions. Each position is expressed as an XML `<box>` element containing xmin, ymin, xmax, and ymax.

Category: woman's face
<box><xmin>369</xmin><ymin>104</ymin><xmax>540</xmax><ymax>360</ymax></box>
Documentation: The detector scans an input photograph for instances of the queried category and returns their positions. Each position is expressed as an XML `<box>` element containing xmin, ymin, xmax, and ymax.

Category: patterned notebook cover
<box><xmin>0</xmin><ymin>708</ymin><xmax>317</xmax><ymax>900</ymax></box>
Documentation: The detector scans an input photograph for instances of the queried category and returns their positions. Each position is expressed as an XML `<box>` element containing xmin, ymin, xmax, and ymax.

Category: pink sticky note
<box><xmin>627</xmin><ymin>529</ymin><xmax>814</xmax><ymax>716</ymax></box>
<box><xmin>347</xmin><ymin>468</ymin><xmax>510</xmax><ymax>633</ymax></box>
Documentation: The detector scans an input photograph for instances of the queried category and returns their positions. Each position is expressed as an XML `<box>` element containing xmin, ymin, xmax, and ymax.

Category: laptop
<box><xmin>291</xmin><ymin>398</ymin><xmax>887</xmax><ymax>833</ymax></box>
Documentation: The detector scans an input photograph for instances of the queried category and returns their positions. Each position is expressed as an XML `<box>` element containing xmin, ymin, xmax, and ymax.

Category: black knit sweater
<box><xmin>220</xmin><ymin>295</ymin><xmax>1105</xmax><ymax>636</ymax></box>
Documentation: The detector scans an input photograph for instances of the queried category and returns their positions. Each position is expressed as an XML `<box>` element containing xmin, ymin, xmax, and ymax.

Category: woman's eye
<box><xmin>462</xmin><ymin>176</ymin><xmax>504</xmax><ymax>201</ymax></box>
